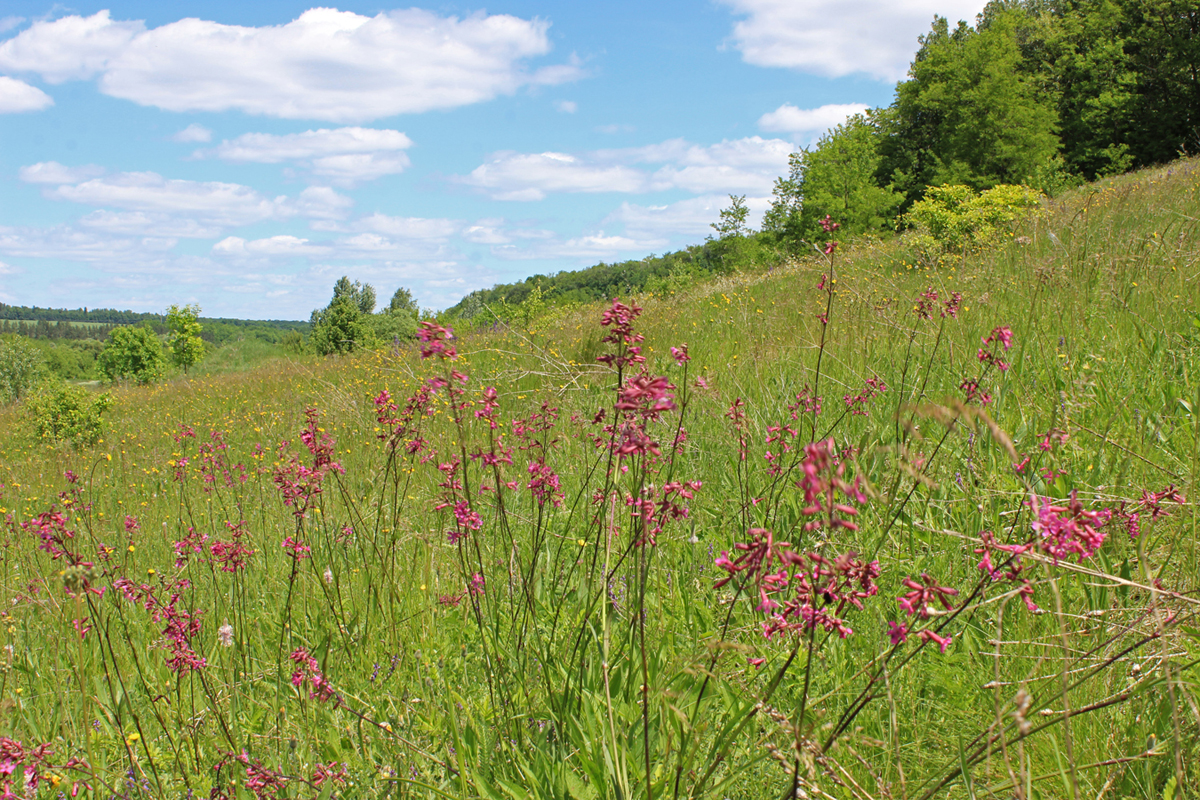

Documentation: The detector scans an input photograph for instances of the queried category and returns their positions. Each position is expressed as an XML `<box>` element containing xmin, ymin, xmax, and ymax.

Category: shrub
<box><xmin>0</xmin><ymin>335</ymin><xmax>46</xmax><ymax>402</ymax></box>
<box><xmin>98</xmin><ymin>324</ymin><xmax>167</xmax><ymax>384</ymax></box>
<box><xmin>24</xmin><ymin>384</ymin><xmax>113</xmax><ymax>447</ymax></box>
<box><xmin>903</xmin><ymin>183</ymin><xmax>1043</xmax><ymax>255</ymax></box>
<box><xmin>367</xmin><ymin>309</ymin><xmax>419</xmax><ymax>344</ymax></box>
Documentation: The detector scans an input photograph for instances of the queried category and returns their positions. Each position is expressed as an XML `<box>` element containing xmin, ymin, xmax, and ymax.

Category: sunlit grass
<box><xmin>0</xmin><ymin>159</ymin><xmax>1196</xmax><ymax>798</ymax></box>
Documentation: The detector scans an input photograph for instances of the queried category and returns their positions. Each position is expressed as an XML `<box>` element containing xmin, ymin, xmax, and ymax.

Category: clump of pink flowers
<box><xmin>290</xmin><ymin>648</ymin><xmax>339</xmax><ymax>705</ymax></box>
<box><xmin>273</xmin><ymin>407</ymin><xmax>344</xmax><ymax>520</ymax></box>
<box><xmin>1030</xmin><ymin>491</ymin><xmax>1112</xmax><ymax>563</ymax></box>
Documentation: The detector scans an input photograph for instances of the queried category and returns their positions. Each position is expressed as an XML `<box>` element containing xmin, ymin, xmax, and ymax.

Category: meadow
<box><xmin>0</xmin><ymin>160</ymin><xmax>1197</xmax><ymax>799</ymax></box>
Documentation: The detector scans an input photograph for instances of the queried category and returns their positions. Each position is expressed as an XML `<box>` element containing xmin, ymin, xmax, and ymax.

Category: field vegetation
<box><xmin>0</xmin><ymin>156</ymin><xmax>1196</xmax><ymax>798</ymax></box>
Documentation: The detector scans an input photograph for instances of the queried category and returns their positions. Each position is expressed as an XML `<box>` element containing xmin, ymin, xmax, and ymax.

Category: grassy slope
<box><xmin>0</xmin><ymin>160</ymin><xmax>1197</xmax><ymax>798</ymax></box>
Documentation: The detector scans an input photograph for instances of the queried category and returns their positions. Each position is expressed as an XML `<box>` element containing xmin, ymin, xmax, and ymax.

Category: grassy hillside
<box><xmin>0</xmin><ymin>160</ymin><xmax>1197</xmax><ymax>798</ymax></box>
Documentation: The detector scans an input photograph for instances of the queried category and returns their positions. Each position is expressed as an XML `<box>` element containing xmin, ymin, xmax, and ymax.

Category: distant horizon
<box><xmin>0</xmin><ymin>0</ymin><xmax>988</xmax><ymax>319</ymax></box>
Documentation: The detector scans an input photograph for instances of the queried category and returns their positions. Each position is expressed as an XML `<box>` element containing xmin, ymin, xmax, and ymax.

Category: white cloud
<box><xmin>209</xmin><ymin>127</ymin><xmax>412</xmax><ymax>162</ymax></box>
<box><xmin>491</xmin><ymin>231</ymin><xmax>665</xmax><ymax>261</ymax></box>
<box><xmin>0</xmin><ymin>75</ymin><xmax>52</xmax><ymax>112</ymax></box>
<box><xmin>0</xmin><ymin>17</ymin><xmax>24</xmax><ymax>34</ymax></box>
<box><xmin>30</xmin><ymin>171</ymin><xmax>350</xmax><ymax>229</ymax></box>
<box><xmin>604</xmin><ymin>194</ymin><xmax>772</xmax><ymax>240</ymax></box>
<box><xmin>463</xmin><ymin>136</ymin><xmax>793</xmax><ymax>200</ymax></box>
<box><xmin>0</xmin><ymin>9</ymin><xmax>582</xmax><ymax>122</ymax></box>
<box><xmin>77</xmin><ymin>210</ymin><xmax>223</xmax><ymax>239</ymax></box>
<box><xmin>555</xmin><ymin>100</ymin><xmax>577</xmax><ymax>113</ymax></box>
<box><xmin>462</xmin><ymin>219</ymin><xmax>512</xmax><ymax>245</ymax></box>
<box><xmin>643</xmin><ymin>137</ymin><xmax>793</xmax><ymax>195</ymax></box>
<box><xmin>292</xmin><ymin>186</ymin><xmax>354</xmax><ymax>220</ymax></box>
<box><xmin>353</xmin><ymin>214</ymin><xmax>460</xmax><ymax>241</ymax></box>
<box><xmin>719</xmin><ymin>0</ymin><xmax>988</xmax><ymax>81</ymax></box>
<box><xmin>213</xmin><ymin>235</ymin><xmax>331</xmax><ymax>257</ymax></box>
<box><xmin>758</xmin><ymin>102</ymin><xmax>870</xmax><ymax>135</ymax></box>
<box><xmin>0</xmin><ymin>259</ymin><xmax>16</xmax><ymax>274</ymax></box>
<box><xmin>18</xmin><ymin>161</ymin><xmax>105</xmax><ymax>184</ymax></box>
<box><xmin>47</xmin><ymin>172</ymin><xmax>290</xmax><ymax>228</ymax></box>
<box><xmin>172</xmin><ymin>123</ymin><xmax>212</xmax><ymax>143</ymax></box>
<box><xmin>465</xmin><ymin>151</ymin><xmax>648</xmax><ymax>200</ymax></box>
<box><xmin>207</xmin><ymin>127</ymin><xmax>413</xmax><ymax>184</ymax></box>
<box><xmin>0</xmin><ymin>224</ymin><xmax>177</xmax><ymax>263</ymax></box>
<box><xmin>0</xmin><ymin>11</ymin><xmax>143</xmax><ymax>82</ymax></box>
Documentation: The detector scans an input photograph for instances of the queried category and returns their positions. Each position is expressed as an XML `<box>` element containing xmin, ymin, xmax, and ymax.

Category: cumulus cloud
<box><xmin>0</xmin><ymin>11</ymin><xmax>143</xmax><ymax>82</ymax></box>
<box><xmin>46</xmin><ymin>172</ymin><xmax>291</xmax><ymax>228</ymax></box>
<box><xmin>463</xmin><ymin>136</ymin><xmax>793</xmax><ymax>200</ymax></box>
<box><xmin>18</xmin><ymin>161</ymin><xmax>105</xmax><ymax>184</ymax></box>
<box><xmin>207</xmin><ymin>127</ymin><xmax>413</xmax><ymax>184</ymax></box>
<box><xmin>172</xmin><ymin>123</ymin><xmax>212</xmax><ymax>143</ymax></box>
<box><xmin>465</xmin><ymin>151</ymin><xmax>648</xmax><ymax>200</ymax></box>
<box><xmin>604</xmin><ymin>194</ymin><xmax>772</xmax><ymax>240</ymax></box>
<box><xmin>25</xmin><ymin>169</ymin><xmax>353</xmax><ymax>234</ymax></box>
<box><xmin>758</xmin><ymin>102</ymin><xmax>871</xmax><ymax>135</ymax></box>
<box><xmin>0</xmin><ymin>224</ymin><xmax>177</xmax><ymax>263</ymax></box>
<box><xmin>213</xmin><ymin>235</ymin><xmax>332</xmax><ymax>257</ymax></box>
<box><xmin>0</xmin><ymin>75</ymin><xmax>52</xmax><ymax>112</ymax></box>
<box><xmin>636</xmin><ymin>137</ymin><xmax>794</xmax><ymax>195</ymax></box>
<box><xmin>490</xmin><ymin>231</ymin><xmax>665</xmax><ymax>261</ymax></box>
<box><xmin>0</xmin><ymin>9</ymin><xmax>582</xmax><ymax>122</ymax></box>
<box><xmin>719</xmin><ymin>0</ymin><xmax>988</xmax><ymax>81</ymax></box>
<box><xmin>292</xmin><ymin>186</ymin><xmax>354</xmax><ymax>221</ymax></box>
<box><xmin>352</xmin><ymin>214</ymin><xmax>460</xmax><ymax>241</ymax></box>
<box><xmin>77</xmin><ymin>210</ymin><xmax>223</xmax><ymax>239</ymax></box>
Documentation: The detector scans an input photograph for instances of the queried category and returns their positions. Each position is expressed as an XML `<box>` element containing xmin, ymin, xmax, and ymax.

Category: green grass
<box><xmin>0</xmin><ymin>160</ymin><xmax>1197</xmax><ymax>799</ymax></box>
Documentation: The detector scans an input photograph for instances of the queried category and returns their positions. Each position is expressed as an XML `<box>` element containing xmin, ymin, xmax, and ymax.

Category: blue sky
<box><xmin>0</xmin><ymin>0</ymin><xmax>986</xmax><ymax>320</ymax></box>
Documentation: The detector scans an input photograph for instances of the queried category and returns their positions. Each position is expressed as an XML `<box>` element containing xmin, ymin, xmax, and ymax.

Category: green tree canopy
<box><xmin>881</xmin><ymin>8</ymin><xmax>1061</xmax><ymax>204</ymax></box>
<box><xmin>166</xmin><ymin>303</ymin><xmax>205</xmax><ymax>373</ymax></box>
<box><xmin>387</xmin><ymin>286</ymin><xmax>420</xmax><ymax>317</ymax></box>
<box><xmin>764</xmin><ymin>112</ymin><xmax>904</xmax><ymax>251</ymax></box>
<box><xmin>98</xmin><ymin>325</ymin><xmax>166</xmax><ymax>384</ymax></box>
<box><xmin>711</xmin><ymin>195</ymin><xmax>751</xmax><ymax>239</ymax></box>
<box><xmin>332</xmin><ymin>276</ymin><xmax>377</xmax><ymax>314</ymax></box>
<box><xmin>310</xmin><ymin>296</ymin><xmax>367</xmax><ymax>355</ymax></box>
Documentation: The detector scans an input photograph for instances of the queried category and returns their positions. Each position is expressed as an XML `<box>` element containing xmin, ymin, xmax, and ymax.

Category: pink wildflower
<box><xmin>1029</xmin><ymin>491</ymin><xmax>1111</xmax><ymax>563</ymax></box>
<box><xmin>898</xmin><ymin>573</ymin><xmax>958</xmax><ymax>619</ymax></box>
<box><xmin>417</xmin><ymin>321</ymin><xmax>457</xmax><ymax>360</ymax></box>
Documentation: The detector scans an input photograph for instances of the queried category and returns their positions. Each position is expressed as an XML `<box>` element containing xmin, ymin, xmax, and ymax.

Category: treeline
<box><xmin>0</xmin><ymin>304</ymin><xmax>306</xmax><ymax>345</ymax></box>
<box><xmin>0</xmin><ymin>319</ymin><xmax>120</xmax><ymax>340</ymax></box>
<box><xmin>0</xmin><ymin>303</ymin><xmax>161</xmax><ymax>325</ymax></box>
<box><xmin>445</xmin><ymin>238</ymin><xmax>757</xmax><ymax>320</ymax></box>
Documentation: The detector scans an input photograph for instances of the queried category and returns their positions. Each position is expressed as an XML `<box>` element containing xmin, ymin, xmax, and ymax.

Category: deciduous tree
<box><xmin>98</xmin><ymin>325</ymin><xmax>166</xmax><ymax>384</ymax></box>
<box><xmin>166</xmin><ymin>303</ymin><xmax>205</xmax><ymax>373</ymax></box>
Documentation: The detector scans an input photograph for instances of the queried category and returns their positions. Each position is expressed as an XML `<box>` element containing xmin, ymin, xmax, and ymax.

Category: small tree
<box><xmin>167</xmin><ymin>303</ymin><xmax>205</xmax><ymax>373</ymax></box>
<box><xmin>711</xmin><ymin>195</ymin><xmax>750</xmax><ymax>239</ymax></box>
<box><xmin>332</xmin><ymin>276</ymin><xmax>377</xmax><ymax>314</ymax></box>
<box><xmin>387</xmin><ymin>286</ymin><xmax>420</xmax><ymax>318</ymax></box>
<box><xmin>98</xmin><ymin>325</ymin><xmax>166</xmax><ymax>384</ymax></box>
<box><xmin>310</xmin><ymin>296</ymin><xmax>367</xmax><ymax>355</ymax></box>
<box><xmin>0</xmin><ymin>335</ymin><xmax>46</xmax><ymax>403</ymax></box>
